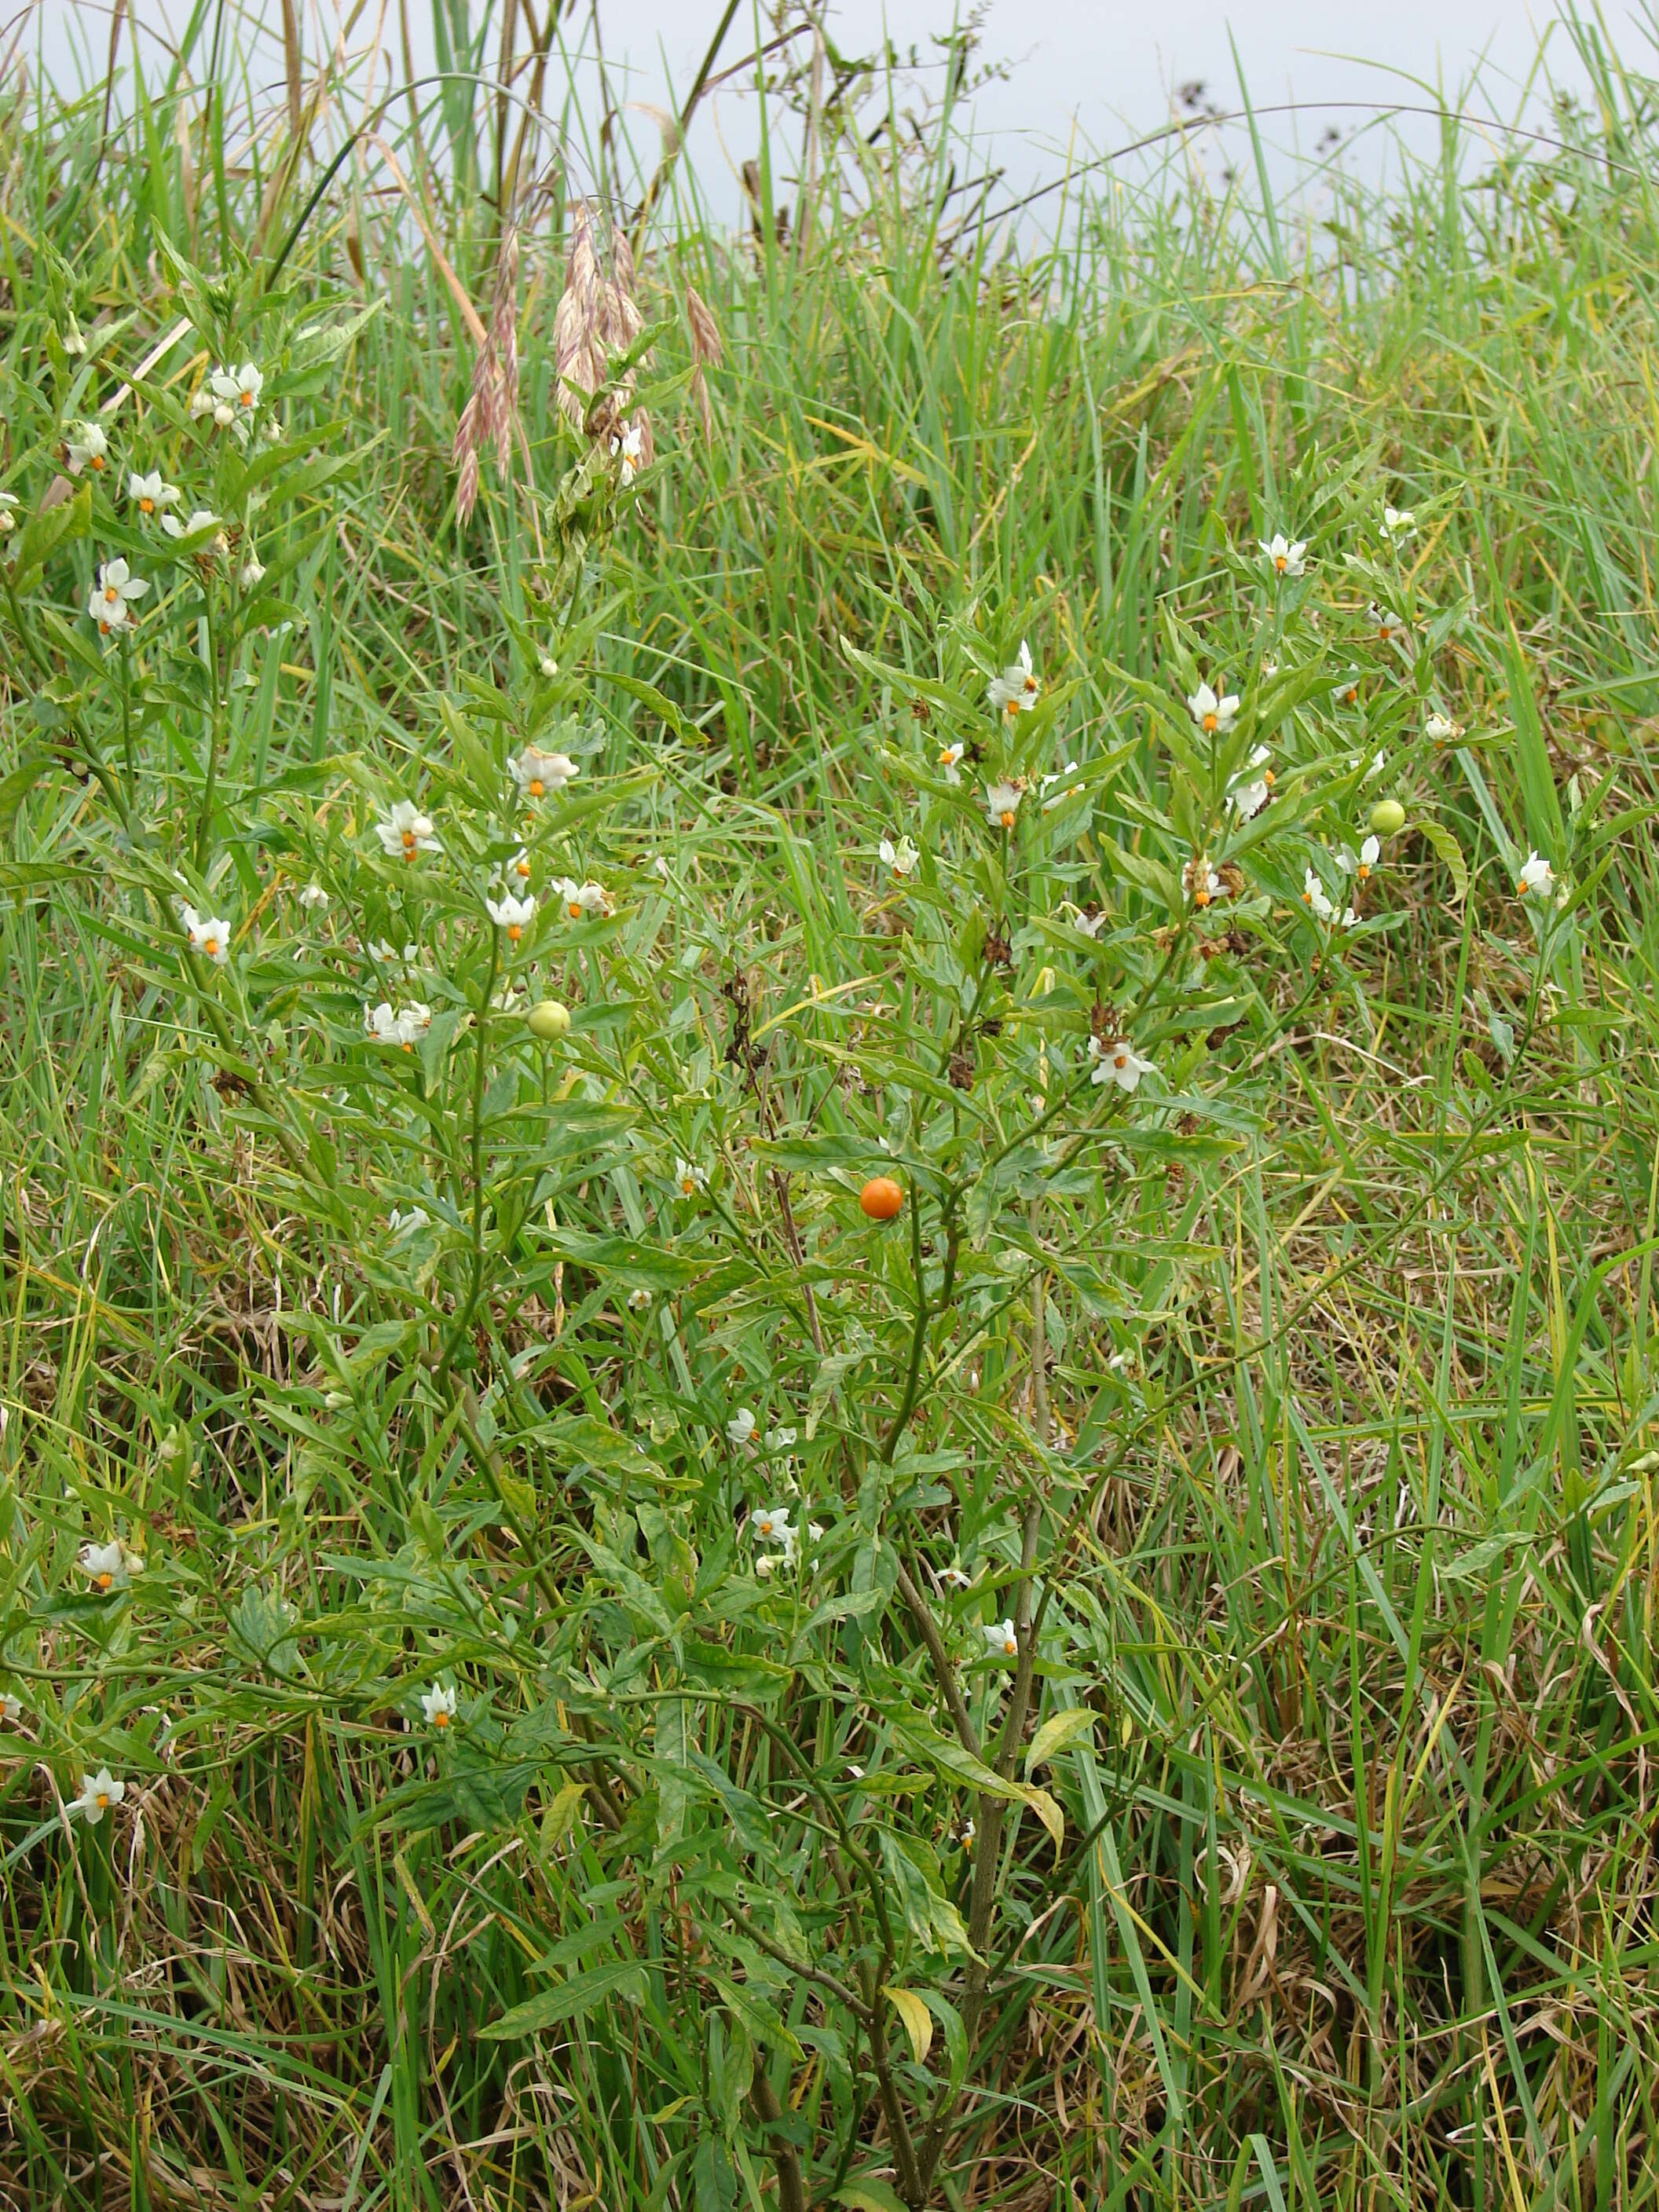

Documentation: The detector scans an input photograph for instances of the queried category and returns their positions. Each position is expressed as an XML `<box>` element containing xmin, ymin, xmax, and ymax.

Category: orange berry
<box><xmin>860</xmin><ymin>1176</ymin><xmax>904</xmax><ymax>1221</ymax></box>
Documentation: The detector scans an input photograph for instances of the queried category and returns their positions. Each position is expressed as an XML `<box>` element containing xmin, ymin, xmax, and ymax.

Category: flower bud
<box><xmin>527</xmin><ymin>1000</ymin><xmax>571</xmax><ymax>1042</ymax></box>
<box><xmin>1368</xmin><ymin>799</ymin><xmax>1406</xmax><ymax>836</ymax></box>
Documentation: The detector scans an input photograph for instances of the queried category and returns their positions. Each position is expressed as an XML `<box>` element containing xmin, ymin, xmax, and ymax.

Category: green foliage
<box><xmin>2</xmin><ymin>10</ymin><xmax>1659</xmax><ymax>2210</ymax></box>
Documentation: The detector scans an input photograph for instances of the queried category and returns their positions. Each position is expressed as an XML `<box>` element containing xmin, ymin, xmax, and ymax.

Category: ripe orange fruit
<box><xmin>859</xmin><ymin>1176</ymin><xmax>904</xmax><ymax>1221</ymax></box>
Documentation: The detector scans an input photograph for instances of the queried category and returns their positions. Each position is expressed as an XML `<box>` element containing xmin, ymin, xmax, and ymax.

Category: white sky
<box><xmin>24</xmin><ymin>2</ymin><xmax>1645</xmax><ymax>232</ymax></box>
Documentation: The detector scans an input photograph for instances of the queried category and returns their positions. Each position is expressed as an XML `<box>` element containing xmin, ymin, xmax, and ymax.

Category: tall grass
<box><xmin>2</xmin><ymin>5</ymin><xmax>1659</xmax><ymax>2207</ymax></box>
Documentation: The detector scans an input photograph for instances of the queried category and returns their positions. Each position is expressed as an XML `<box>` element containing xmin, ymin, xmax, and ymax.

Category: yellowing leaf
<box><xmin>539</xmin><ymin>1781</ymin><xmax>587</xmax><ymax>1854</ymax></box>
<box><xmin>837</xmin><ymin>2182</ymin><xmax>909</xmax><ymax>2212</ymax></box>
<box><xmin>1025</xmin><ymin>1707</ymin><xmax>1096</xmax><ymax>1772</ymax></box>
<box><xmin>1019</xmin><ymin>1783</ymin><xmax>1065</xmax><ymax>1855</ymax></box>
<box><xmin>882</xmin><ymin>1984</ymin><xmax>933</xmax><ymax>2065</ymax></box>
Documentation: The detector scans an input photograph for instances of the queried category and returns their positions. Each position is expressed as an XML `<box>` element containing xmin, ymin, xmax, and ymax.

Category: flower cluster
<box><xmin>190</xmin><ymin>361</ymin><xmax>264</xmax><ymax>444</ymax></box>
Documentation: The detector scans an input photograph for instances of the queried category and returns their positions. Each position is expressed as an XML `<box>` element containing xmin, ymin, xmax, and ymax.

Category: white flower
<box><xmin>1226</xmin><ymin>745</ymin><xmax>1274</xmax><ymax>822</ymax></box>
<box><xmin>750</xmin><ymin>1500</ymin><xmax>793</xmax><ymax>1541</ymax></box>
<box><xmin>61</xmin><ymin>312</ymin><xmax>86</xmax><ymax>356</ymax></box>
<box><xmin>0</xmin><ymin>491</ymin><xmax>16</xmax><ymax>533</ymax></box>
<box><xmin>1187</xmin><ymin>681</ymin><xmax>1240</xmax><ymax>735</ymax></box>
<box><xmin>767</xmin><ymin>1426</ymin><xmax>798</xmax><ymax>1451</ymax></box>
<box><xmin>1517</xmin><ymin>851</ymin><xmax>1555</xmax><ymax>899</ymax></box>
<box><xmin>420</xmin><ymin>1683</ymin><xmax>458</xmax><ymax>1729</ymax></box>
<box><xmin>1425</xmin><ymin>712</ymin><xmax>1460</xmax><ymax>742</ymax></box>
<box><xmin>627</xmin><ymin>1285</ymin><xmax>652</xmax><ymax>1311</ymax></box>
<box><xmin>1183</xmin><ymin>857</ymin><xmax>1223</xmax><ymax>908</ymax></box>
<box><xmin>612</xmin><ymin>420</ymin><xmax>646</xmax><ymax>486</ymax></box>
<box><xmin>240</xmin><ymin>557</ymin><xmax>266</xmax><ymax>589</ymax></box>
<box><xmin>983</xmin><ymin>780</ymin><xmax>1024</xmax><ymax>830</ymax></box>
<box><xmin>675</xmin><ymin>1157</ymin><xmax>707</xmax><ymax>1197</ymax></box>
<box><xmin>0</xmin><ymin>1691</ymin><xmax>21</xmax><ymax>1724</ymax></box>
<box><xmin>367</xmin><ymin>939</ymin><xmax>421</xmax><ymax>968</ymax></box>
<box><xmin>1041</xmin><ymin>761</ymin><xmax>1083</xmax><ymax>809</ymax></box>
<box><xmin>952</xmin><ymin>1816</ymin><xmax>976</xmax><ymax>1847</ymax></box>
<box><xmin>365</xmin><ymin>1002</ymin><xmax>430</xmax><ymax>1048</ymax></box>
<box><xmin>388</xmin><ymin>1206</ymin><xmax>430</xmax><ymax>1237</ymax></box>
<box><xmin>178</xmin><ymin>903</ymin><xmax>231</xmax><ymax>963</ymax></box>
<box><xmin>986</xmin><ymin>640</ymin><xmax>1040</xmax><ymax>718</ymax></box>
<box><xmin>538</xmin><ymin>651</ymin><xmax>558</xmax><ymax>679</ymax></box>
<box><xmin>939</xmin><ymin>1565</ymin><xmax>972</xmax><ymax>1590</ymax></box>
<box><xmin>1062</xmin><ymin>903</ymin><xmax>1108</xmax><ymax>939</ymax></box>
<box><xmin>88</xmin><ymin>558</ymin><xmax>149</xmax><ymax>637</ymax></box>
<box><xmin>75</xmin><ymin>1767</ymin><xmax>126</xmax><ymax>1823</ymax></box>
<box><xmin>1086</xmin><ymin>1035</ymin><xmax>1155</xmax><ymax>1093</ymax></box>
<box><xmin>127</xmin><ymin>470</ymin><xmax>180</xmax><ymax>518</ymax></box>
<box><xmin>1302</xmin><ymin>868</ymin><xmax>1336</xmax><ymax>923</ymax></box>
<box><xmin>66</xmin><ymin>421</ymin><xmax>108</xmax><ymax>475</ymax></box>
<box><xmin>504</xmin><ymin>847</ymin><xmax>534</xmax><ymax>885</ymax></box>
<box><xmin>727</xmin><ymin>1409</ymin><xmax>757</xmax><ymax>1448</ymax></box>
<box><xmin>1380</xmin><ymin>504</ymin><xmax>1415</xmax><ymax>538</ymax></box>
<box><xmin>375</xmin><ymin>800</ymin><xmax>440</xmax><ymax>862</ymax></box>
<box><xmin>1369</xmin><ymin>602</ymin><xmax>1411</xmax><ymax>648</ymax></box>
<box><xmin>982</xmin><ymin>1618</ymin><xmax>1018</xmax><ymax>1661</ymax></box>
<box><xmin>229</xmin><ymin>361</ymin><xmax>263</xmax><ymax>415</ymax></box>
<box><xmin>1356</xmin><ymin>835</ymin><xmax>1380</xmax><ymax>882</ymax></box>
<box><xmin>555</xmin><ymin>877</ymin><xmax>607</xmax><ymax>919</ymax></box>
<box><xmin>485</xmin><ymin>888</ymin><xmax>537</xmax><ymax>943</ymax></box>
<box><xmin>1259</xmin><ymin>533</ymin><xmax>1306</xmax><ymax>577</ymax></box>
<box><xmin>80</xmin><ymin>1540</ymin><xmax>132</xmax><ymax>1591</ymax></box>
<box><xmin>510</xmin><ymin>747</ymin><xmax>580</xmax><ymax>800</ymax></box>
<box><xmin>1262</xmin><ymin>654</ymin><xmax>1280</xmax><ymax>678</ymax></box>
<box><xmin>163</xmin><ymin>507</ymin><xmax>223</xmax><ymax>545</ymax></box>
<box><xmin>879</xmin><ymin>835</ymin><xmax>920</xmax><ymax>877</ymax></box>
<box><xmin>936</xmin><ymin>741</ymin><xmax>965</xmax><ymax>785</ymax></box>
<box><xmin>298</xmin><ymin>882</ymin><xmax>328</xmax><ymax>911</ymax></box>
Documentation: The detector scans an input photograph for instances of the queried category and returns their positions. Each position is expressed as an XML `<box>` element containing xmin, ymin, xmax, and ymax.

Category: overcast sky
<box><xmin>28</xmin><ymin>2</ymin><xmax>1646</xmax><ymax>228</ymax></box>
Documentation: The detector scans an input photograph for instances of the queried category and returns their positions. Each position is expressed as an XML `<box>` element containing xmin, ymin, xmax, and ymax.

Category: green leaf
<box><xmin>13</xmin><ymin>479</ymin><xmax>91</xmax><ymax>588</ymax></box>
<box><xmin>1500</xmin><ymin>626</ymin><xmax>1566</xmax><ymax>857</ymax></box>
<box><xmin>1414</xmin><ymin>816</ymin><xmax>1468</xmax><ymax>902</ymax></box>
<box><xmin>602</xmin><ymin>670</ymin><xmax>705</xmax><ymax>748</ymax></box>
<box><xmin>482</xmin><ymin>1959</ymin><xmax>650</xmax><ymax>2039</ymax></box>
<box><xmin>0</xmin><ymin>754</ymin><xmax>50</xmax><ymax>845</ymax></box>
<box><xmin>712</xmin><ymin>1975</ymin><xmax>805</xmax><ymax>2060</ymax></box>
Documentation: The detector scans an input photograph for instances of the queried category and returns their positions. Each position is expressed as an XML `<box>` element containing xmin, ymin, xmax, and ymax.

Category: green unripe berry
<box><xmin>1368</xmin><ymin>799</ymin><xmax>1406</xmax><ymax>837</ymax></box>
<box><xmin>527</xmin><ymin>999</ymin><xmax>572</xmax><ymax>1042</ymax></box>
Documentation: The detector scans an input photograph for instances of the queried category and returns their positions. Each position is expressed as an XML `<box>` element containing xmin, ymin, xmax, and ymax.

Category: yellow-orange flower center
<box><xmin>999</xmin><ymin>809</ymin><xmax>1016</xmax><ymax>829</ymax></box>
<box><xmin>1202</xmin><ymin>712</ymin><xmax>1219</xmax><ymax>732</ymax></box>
<box><xmin>528</xmin><ymin>778</ymin><xmax>545</xmax><ymax>797</ymax></box>
<box><xmin>93</xmin><ymin>1572</ymin><xmax>112</xmax><ymax>1590</ymax></box>
<box><xmin>203</xmin><ymin>935</ymin><xmax>220</xmax><ymax>957</ymax></box>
